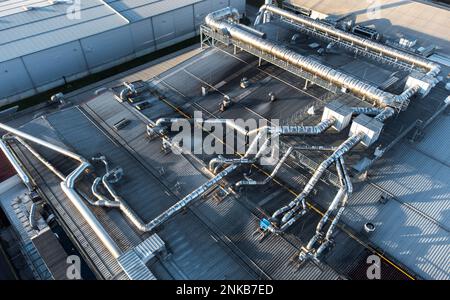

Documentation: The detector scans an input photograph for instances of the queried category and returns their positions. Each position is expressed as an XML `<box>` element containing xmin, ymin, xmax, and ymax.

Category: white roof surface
<box><xmin>287</xmin><ymin>0</ymin><xmax>450</xmax><ymax>53</ymax></box>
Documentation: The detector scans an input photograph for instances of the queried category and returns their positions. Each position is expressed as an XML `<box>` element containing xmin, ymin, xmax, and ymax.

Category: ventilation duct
<box><xmin>205</xmin><ymin>8</ymin><xmax>422</xmax><ymax>110</ymax></box>
<box><xmin>0</xmin><ymin>122</ymin><xmax>122</xmax><ymax>259</ymax></box>
<box><xmin>256</xmin><ymin>5</ymin><xmax>441</xmax><ymax>77</ymax></box>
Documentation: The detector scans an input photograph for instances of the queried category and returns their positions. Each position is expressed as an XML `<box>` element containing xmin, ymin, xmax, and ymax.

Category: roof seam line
<box><xmin>99</xmin><ymin>0</ymin><xmax>129</xmax><ymax>24</ymax></box>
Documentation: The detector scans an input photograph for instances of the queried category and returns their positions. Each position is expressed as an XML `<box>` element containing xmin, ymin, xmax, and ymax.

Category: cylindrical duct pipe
<box><xmin>205</xmin><ymin>8</ymin><xmax>416</xmax><ymax>109</ymax></box>
<box><xmin>0</xmin><ymin>122</ymin><xmax>122</xmax><ymax>259</ymax></box>
<box><xmin>257</xmin><ymin>5</ymin><xmax>441</xmax><ymax>77</ymax></box>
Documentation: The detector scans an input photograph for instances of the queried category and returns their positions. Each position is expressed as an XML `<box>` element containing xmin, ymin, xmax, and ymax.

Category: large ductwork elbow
<box><xmin>60</xmin><ymin>162</ymin><xmax>122</xmax><ymax>258</ymax></box>
<box><xmin>205</xmin><ymin>7</ymin><xmax>240</xmax><ymax>35</ymax></box>
<box><xmin>205</xmin><ymin>8</ymin><xmax>421</xmax><ymax>109</ymax></box>
<box><xmin>0</xmin><ymin>122</ymin><xmax>122</xmax><ymax>259</ymax></box>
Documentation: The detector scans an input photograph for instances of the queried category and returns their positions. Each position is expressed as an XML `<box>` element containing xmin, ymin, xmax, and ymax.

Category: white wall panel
<box><xmin>212</xmin><ymin>0</ymin><xmax>229</xmax><ymax>10</ymax></box>
<box><xmin>153</xmin><ymin>5</ymin><xmax>195</xmax><ymax>50</ymax></box>
<box><xmin>194</xmin><ymin>1</ymin><xmax>213</xmax><ymax>28</ymax></box>
<box><xmin>230</xmin><ymin>0</ymin><xmax>246</xmax><ymax>13</ymax></box>
<box><xmin>173</xmin><ymin>6</ymin><xmax>195</xmax><ymax>36</ymax></box>
<box><xmin>80</xmin><ymin>26</ymin><xmax>135</xmax><ymax>69</ymax></box>
<box><xmin>152</xmin><ymin>12</ymin><xmax>176</xmax><ymax>47</ymax></box>
<box><xmin>0</xmin><ymin>58</ymin><xmax>34</xmax><ymax>98</ymax></box>
<box><xmin>22</xmin><ymin>41</ymin><xmax>88</xmax><ymax>86</ymax></box>
<box><xmin>129</xmin><ymin>19</ymin><xmax>156</xmax><ymax>53</ymax></box>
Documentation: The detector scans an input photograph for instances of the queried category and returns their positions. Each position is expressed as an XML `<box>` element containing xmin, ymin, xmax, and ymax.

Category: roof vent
<box><xmin>364</xmin><ymin>222</ymin><xmax>376</xmax><ymax>233</ymax></box>
<box><xmin>22</xmin><ymin>6</ymin><xmax>37</xmax><ymax>11</ymax></box>
<box><xmin>49</xmin><ymin>0</ymin><xmax>74</xmax><ymax>4</ymax></box>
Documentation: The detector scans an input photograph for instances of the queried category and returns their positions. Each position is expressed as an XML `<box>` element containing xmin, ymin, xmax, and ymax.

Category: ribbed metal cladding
<box><xmin>197</xmin><ymin>197</ymin><xmax>340</xmax><ymax>279</ymax></box>
<box><xmin>117</xmin><ymin>234</ymin><xmax>166</xmax><ymax>280</ymax></box>
<box><xmin>117</xmin><ymin>250</ymin><xmax>156</xmax><ymax>280</ymax></box>
<box><xmin>134</xmin><ymin>234</ymin><xmax>165</xmax><ymax>262</ymax></box>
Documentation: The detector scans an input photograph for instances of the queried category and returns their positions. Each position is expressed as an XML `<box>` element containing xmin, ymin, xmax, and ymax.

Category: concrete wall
<box><xmin>0</xmin><ymin>0</ymin><xmax>246</xmax><ymax>108</ymax></box>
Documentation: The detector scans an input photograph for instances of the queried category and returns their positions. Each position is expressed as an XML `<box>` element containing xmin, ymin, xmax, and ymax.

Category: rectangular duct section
<box><xmin>117</xmin><ymin>234</ymin><xmax>166</xmax><ymax>280</ymax></box>
<box><xmin>349</xmin><ymin>115</ymin><xmax>384</xmax><ymax>147</ymax></box>
<box><xmin>322</xmin><ymin>100</ymin><xmax>353</xmax><ymax>131</ymax></box>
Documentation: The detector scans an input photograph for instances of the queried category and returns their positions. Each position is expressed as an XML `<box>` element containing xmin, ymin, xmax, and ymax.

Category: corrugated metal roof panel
<box><xmin>0</xmin><ymin>0</ymin><xmax>128</xmax><ymax>62</ymax></box>
<box><xmin>370</xmin><ymin>143</ymin><xmax>450</xmax><ymax>227</ymax></box>
<box><xmin>197</xmin><ymin>196</ymin><xmax>340</xmax><ymax>280</ymax></box>
<box><xmin>117</xmin><ymin>250</ymin><xmax>156</xmax><ymax>280</ymax></box>
<box><xmin>340</xmin><ymin>143</ymin><xmax>450</xmax><ymax>280</ymax></box>
<box><xmin>134</xmin><ymin>234</ymin><xmax>165</xmax><ymax>262</ymax></box>
<box><xmin>415</xmin><ymin>114</ymin><xmax>450</xmax><ymax>165</ymax></box>
<box><xmin>106</xmin><ymin>0</ymin><xmax>203</xmax><ymax>22</ymax></box>
<box><xmin>156</xmin><ymin>209</ymin><xmax>260</xmax><ymax>280</ymax></box>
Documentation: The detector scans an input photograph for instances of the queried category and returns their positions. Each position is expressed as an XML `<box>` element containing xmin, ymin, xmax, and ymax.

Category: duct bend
<box><xmin>374</xmin><ymin>107</ymin><xmax>396</xmax><ymax>122</ymax></box>
<box><xmin>304</xmin><ymin>158</ymin><xmax>349</xmax><ymax>257</ymax></box>
<box><xmin>90</xmin><ymin>177</ymin><xmax>120</xmax><ymax>208</ymax></box>
<box><xmin>205</xmin><ymin>7</ymin><xmax>240</xmax><ymax>34</ymax></box>
<box><xmin>235</xmin><ymin>147</ymin><xmax>292</xmax><ymax>187</ymax></box>
<box><xmin>275</xmin><ymin>132</ymin><xmax>363</xmax><ymax>225</ymax></box>
<box><xmin>61</xmin><ymin>162</ymin><xmax>122</xmax><ymax>258</ymax></box>
<box><xmin>392</xmin><ymin>85</ymin><xmax>420</xmax><ymax>110</ymax></box>
<box><xmin>92</xmin><ymin>155</ymin><xmax>110</xmax><ymax>173</ymax></box>
<box><xmin>0</xmin><ymin>122</ymin><xmax>122</xmax><ymax>259</ymax></box>
<box><xmin>258</xmin><ymin>4</ymin><xmax>441</xmax><ymax>77</ymax></box>
<box><xmin>29</xmin><ymin>201</ymin><xmax>42</xmax><ymax>231</ymax></box>
<box><xmin>314</xmin><ymin>157</ymin><xmax>353</xmax><ymax>258</ymax></box>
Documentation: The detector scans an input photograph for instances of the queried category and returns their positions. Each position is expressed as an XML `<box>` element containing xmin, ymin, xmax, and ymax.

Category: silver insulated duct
<box><xmin>256</xmin><ymin>5</ymin><xmax>441</xmax><ymax>77</ymax></box>
<box><xmin>0</xmin><ymin>122</ymin><xmax>122</xmax><ymax>259</ymax></box>
<box><xmin>205</xmin><ymin>8</ymin><xmax>422</xmax><ymax>109</ymax></box>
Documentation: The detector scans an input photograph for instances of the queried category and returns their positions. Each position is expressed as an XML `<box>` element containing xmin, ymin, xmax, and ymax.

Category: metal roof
<box><xmin>5</xmin><ymin>13</ymin><xmax>448</xmax><ymax>280</ymax></box>
<box><xmin>105</xmin><ymin>0</ymin><xmax>203</xmax><ymax>22</ymax></box>
<box><xmin>31</xmin><ymin>227</ymin><xmax>69</xmax><ymax>280</ymax></box>
<box><xmin>143</xmin><ymin>39</ymin><xmax>450</xmax><ymax>280</ymax></box>
<box><xmin>0</xmin><ymin>0</ymin><xmax>224</xmax><ymax>62</ymax></box>
<box><xmin>414</xmin><ymin>113</ymin><xmax>450</xmax><ymax>165</ymax></box>
<box><xmin>356</xmin><ymin>112</ymin><xmax>450</xmax><ymax>280</ymax></box>
<box><xmin>0</xmin><ymin>0</ymin><xmax>128</xmax><ymax>62</ymax></box>
<box><xmin>286</xmin><ymin>0</ymin><xmax>450</xmax><ymax>53</ymax></box>
<box><xmin>0</xmin><ymin>177</ymin><xmax>53</xmax><ymax>279</ymax></box>
<box><xmin>345</xmin><ymin>182</ymin><xmax>450</xmax><ymax>280</ymax></box>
